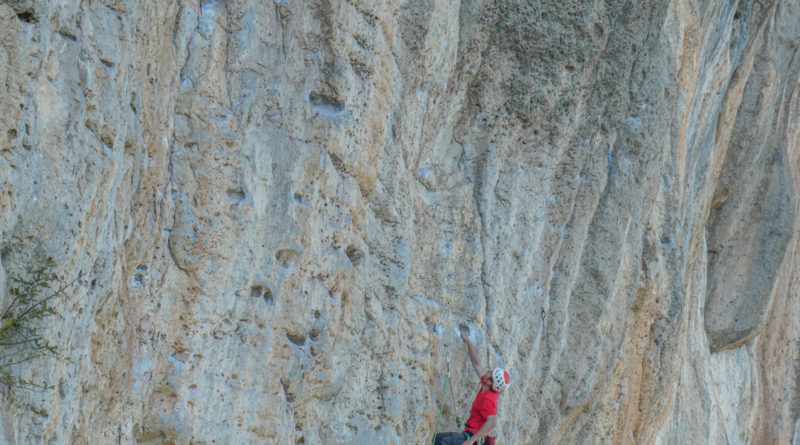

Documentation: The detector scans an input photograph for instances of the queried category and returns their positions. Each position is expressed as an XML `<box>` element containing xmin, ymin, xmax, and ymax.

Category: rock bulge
<box><xmin>1</xmin><ymin>0</ymin><xmax>799</xmax><ymax>444</ymax></box>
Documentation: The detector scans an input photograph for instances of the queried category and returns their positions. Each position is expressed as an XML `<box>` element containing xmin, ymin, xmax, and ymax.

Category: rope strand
<box><xmin>431</xmin><ymin>352</ymin><xmax>463</xmax><ymax>444</ymax></box>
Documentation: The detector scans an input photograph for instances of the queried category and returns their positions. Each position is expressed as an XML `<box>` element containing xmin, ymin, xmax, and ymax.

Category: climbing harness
<box><xmin>431</xmin><ymin>352</ymin><xmax>462</xmax><ymax>445</ymax></box>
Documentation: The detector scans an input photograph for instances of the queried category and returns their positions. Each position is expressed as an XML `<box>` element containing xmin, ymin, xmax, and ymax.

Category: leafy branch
<box><xmin>0</xmin><ymin>257</ymin><xmax>79</xmax><ymax>390</ymax></box>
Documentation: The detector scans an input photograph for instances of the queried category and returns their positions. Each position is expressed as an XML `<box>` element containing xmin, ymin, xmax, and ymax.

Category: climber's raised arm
<box><xmin>435</xmin><ymin>333</ymin><xmax>510</xmax><ymax>445</ymax></box>
<box><xmin>461</xmin><ymin>332</ymin><xmax>487</xmax><ymax>379</ymax></box>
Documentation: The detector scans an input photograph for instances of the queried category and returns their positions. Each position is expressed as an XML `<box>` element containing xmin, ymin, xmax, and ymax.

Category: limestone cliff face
<box><xmin>1</xmin><ymin>0</ymin><xmax>799</xmax><ymax>443</ymax></box>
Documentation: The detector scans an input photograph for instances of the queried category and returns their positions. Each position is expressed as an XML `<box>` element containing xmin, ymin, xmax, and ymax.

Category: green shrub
<box><xmin>0</xmin><ymin>257</ymin><xmax>78</xmax><ymax>390</ymax></box>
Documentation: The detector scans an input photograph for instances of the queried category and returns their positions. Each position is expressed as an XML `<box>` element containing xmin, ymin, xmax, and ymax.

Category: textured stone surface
<box><xmin>0</xmin><ymin>0</ymin><xmax>799</xmax><ymax>444</ymax></box>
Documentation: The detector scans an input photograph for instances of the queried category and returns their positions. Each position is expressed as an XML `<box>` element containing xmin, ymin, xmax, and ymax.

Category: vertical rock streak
<box><xmin>0</xmin><ymin>0</ymin><xmax>799</xmax><ymax>443</ymax></box>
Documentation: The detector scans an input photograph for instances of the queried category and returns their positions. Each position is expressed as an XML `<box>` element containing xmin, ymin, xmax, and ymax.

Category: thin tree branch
<box><xmin>7</xmin><ymin>274</ymin><xmax>81</xmax><ymax>328</ymax></box>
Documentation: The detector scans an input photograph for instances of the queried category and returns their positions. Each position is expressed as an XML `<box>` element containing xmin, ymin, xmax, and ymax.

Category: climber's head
<box><xmin>491</xmin><ymin>368</ymin><xmax>510</xmax><ymax>393</ymax></box>
<box><xmin>481</xmin><ymin>368</ymin><xmax>511</xmax><ymax>392</ymax></box>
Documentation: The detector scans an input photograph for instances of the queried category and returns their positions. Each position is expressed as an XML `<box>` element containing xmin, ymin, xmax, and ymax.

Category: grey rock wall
<box><xmin>1</xmin><ymin>0</ymin><xmax>799</xmax><ymax>444</ymax></box>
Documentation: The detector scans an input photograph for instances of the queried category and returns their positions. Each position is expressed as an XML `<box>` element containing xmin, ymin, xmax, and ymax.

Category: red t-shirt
<box><xmin>464</xmin><ymin>387</ymin><xmax>498</xmax><ymax>433</ymax></box>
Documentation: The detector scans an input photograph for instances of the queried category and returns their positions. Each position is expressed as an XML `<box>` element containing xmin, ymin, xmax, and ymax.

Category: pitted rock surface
<box><xmin>1</xmin><ymin>1</ymin><xmax>800</xmax><ymax>444</ymax></box>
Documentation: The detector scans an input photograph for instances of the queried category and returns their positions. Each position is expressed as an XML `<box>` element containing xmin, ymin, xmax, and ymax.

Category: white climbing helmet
<box><xmin>492</xmin><ymin>368</ymin><xmax>510</xmax><ymax>392</ymax></box>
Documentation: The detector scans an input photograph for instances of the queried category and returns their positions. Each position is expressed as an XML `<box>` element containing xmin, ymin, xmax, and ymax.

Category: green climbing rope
<box><xmin>448</xmin><ymin>357</ymin><xmax>462</xmax><ymax>432</ymax></box>
<box><xmin>450</xmin><ymin>381</ymin><xmax>462</xmax><ymax>430</ymax></box>
<box><xmin>431</xmin><ymin>376</ymin><xmax>451</xmax><ymax>445</ymax></box>
<box><xmin>431</xmin><ymin>353</ymin><xmax>462</xmax><ymax>444</ymax></box>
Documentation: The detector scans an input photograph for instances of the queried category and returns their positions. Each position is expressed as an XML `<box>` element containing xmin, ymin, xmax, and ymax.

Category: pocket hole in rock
<box><xmin>287</xmin><ymin>332</ymin><xmax>306</xmax><ymax>346</ymax></box>
<box><xmin>251</xmin><ymin>285</ymin><xmax>274</xmax><ymax>305</ymax></box>
<box><xmin>345</xmin><ymin>245</ymin><xmax>363</xmax><ymax>266</ymax></box>
<box><xmin>263</xmin><ymin>287</ymin><xmax>274</xmax><ymax>305</ymax></box>
<box><xmin>16</xmin><ymin>10</ymin><xmax>37</xmax><ymax>23</ymax></box>
<box><xmin>275</xmin><ymin>249</ymin><xmax>298</xmax><ymax>269</ymax></box>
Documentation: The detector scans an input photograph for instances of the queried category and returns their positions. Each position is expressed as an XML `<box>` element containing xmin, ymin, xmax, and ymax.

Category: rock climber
<box><xmin>434</xmin><ymin>332</ymin><xmax>511</xmax><ymax>445</ymax></box>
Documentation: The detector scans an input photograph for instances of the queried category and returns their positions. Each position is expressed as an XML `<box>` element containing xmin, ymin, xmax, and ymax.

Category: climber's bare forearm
<box><xmin>461</xmin><ymin>332</ymin><xmax>486</xmax><ymax>378</ymax></box>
